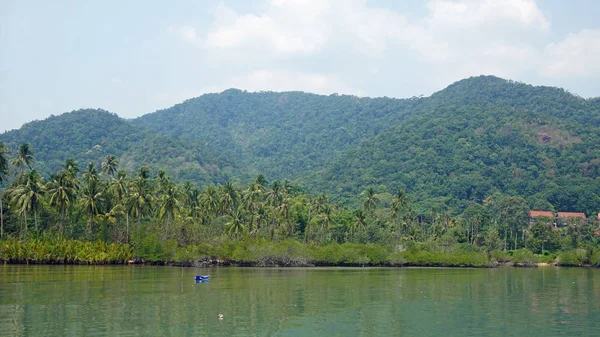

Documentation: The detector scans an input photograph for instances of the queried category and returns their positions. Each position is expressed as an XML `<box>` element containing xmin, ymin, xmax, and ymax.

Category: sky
<box><xmin>1</xmin><ymin>0</ymin><xmax>599</xmax><ymax>132</ymax></box>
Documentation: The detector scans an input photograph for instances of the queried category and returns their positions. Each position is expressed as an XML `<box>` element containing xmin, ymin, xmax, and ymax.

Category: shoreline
<box><xmin>2</xmin><ymin>259</ymin><xmax>596</xmax><ymax>268</ymax></box>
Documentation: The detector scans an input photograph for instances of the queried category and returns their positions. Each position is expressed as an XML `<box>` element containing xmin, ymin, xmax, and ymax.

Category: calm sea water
<box><xmin>0</xmin><ymin>265</ymin><xmax>598</xmax><ymax>336</ymax></box>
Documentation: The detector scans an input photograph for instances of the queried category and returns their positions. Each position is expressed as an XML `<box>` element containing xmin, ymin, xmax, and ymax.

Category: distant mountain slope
<box><xmin>1</xmin><ymin>76</ymin><xmax>598</xmax><ymax>214</ymax></box>
<box><xmin>132</xmin><ymin>89</ymin><xmax>416</xmax><ymax>180</ymax></box>
<box><xmin>0</xmin><ymin>109</ymin><xmax>233</xmax><ymax>184</ymax></box>
<box><xmin>306</xmin><ymin>76</ymin><xmax>600</xmax><ymax>214</ymax></box>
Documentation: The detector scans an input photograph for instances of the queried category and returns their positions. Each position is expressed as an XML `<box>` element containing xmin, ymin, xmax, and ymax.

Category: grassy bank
<box><xmin>6</xmin><ymin>237</ymin><xmax>598</xmax><ymax>268</ymax></box>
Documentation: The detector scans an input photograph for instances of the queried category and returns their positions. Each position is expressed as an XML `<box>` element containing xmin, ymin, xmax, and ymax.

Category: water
<box><xmin>1</xmin><ymin>265</ymin><xmax>598</xmax><ymax>336</ymax></box>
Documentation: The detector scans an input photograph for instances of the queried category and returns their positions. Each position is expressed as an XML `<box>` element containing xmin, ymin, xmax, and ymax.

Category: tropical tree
<box><xmin>0</xmin><ymin>142</ymin><xmax>9</xmax><ymax>238</ymax></box>
<box><xmin>201</xmin><ymin>185</ymin><xmax>220</xmax><ymax>219</ymax></box>
<box><xmin>350</xmin><ymin>209</ymin><xmax>367</xmax><ymax>235</ymax></box>
<box><xmin>11</xmin><ymin>143</ymin><xmax>34</xmax><ymax>176</ymax></box>
<box><xmin>9</xmin><ymin>170</ymin><xmax>45</xmax><ymax>232</ymax></box>
<box><xmin>158</xmin><ymin>182</ymin><xmax>180</xmax><ymax>241</ymax></box>
<box><xmin>391</xmin><ymin>188</ymin><xmax>410</xmax><ymax>232</ymax></box>
<box><xmin>101</xmin><ymin>154</ymin><xmax>118</xmax><ymax>177</ymax></box>
<box><xmin>127</xmin><ymin>170</ymin><xmax>154</xmax><ymax>238</ymax></box>
<box><xmin>362</xmin><ymin>188</ymin><xmax>379</xmax><ymax>214</ymax></box>
<box><xmin>109</xmin><ymin>170</ymin><xmax>129</xmax><ymax>241</ymax></box>
<box><xmin>79</xmin><ymin>178</ymin><xmax>104</xmax><ymax>236</ymax></box>
<box><xmin>219</xmin><ymin>181</ymin><xmax>238</xmax><ymax>215</ymax></box>
<box><xmin>63</xmin><ymin>158</ymin><xmax>80</xmax><ymax>176</ymax></box>
<box><xmin>47</xmin><ymin>170</ymin><xmax>79</xmax><ymax>232</ymax></box>
<box><xmin>266</xmin><ymin>181</ymin><xmax>283</xmax><ymax>232</ymax></box>
<box><xmin>225</xmin><ymin>207</ymin><xmax>245</xmax><ymax>237</ymax></box>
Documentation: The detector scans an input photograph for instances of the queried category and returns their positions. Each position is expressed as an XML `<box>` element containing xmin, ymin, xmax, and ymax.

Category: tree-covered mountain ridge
<box><xmin>1</xmin><ymin>75</ymin><xmax>599</xmax><ymax>215</ymax></box>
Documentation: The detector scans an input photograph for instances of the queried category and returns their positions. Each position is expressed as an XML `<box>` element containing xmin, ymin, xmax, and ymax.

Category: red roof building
<box><xmin>529</xmin><ymin>211</ymin><xmax>554</xmax><ymax>218</ymax></box>
<box><xmin>557</xmin><ymin>212</ymin><xmax>586</xmax><ymax>219</ymax></box>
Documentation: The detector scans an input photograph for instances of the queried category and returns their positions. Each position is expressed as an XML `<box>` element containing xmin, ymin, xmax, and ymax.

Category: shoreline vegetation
<box><xmin>2</xmin><ymin>237</ymin><xmax>599</xmax><ymax>268</ymax></box>
<box><xmin>1</xmin><ymin>142</ymin><xmax>599</xmax><ymax>272</ymax></box>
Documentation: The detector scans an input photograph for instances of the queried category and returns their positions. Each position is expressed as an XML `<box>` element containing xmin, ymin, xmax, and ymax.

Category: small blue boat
<box><xmin>195</xmin><ymin>275</ymin><xmax>210</xmax><ymax>281</ymax></box>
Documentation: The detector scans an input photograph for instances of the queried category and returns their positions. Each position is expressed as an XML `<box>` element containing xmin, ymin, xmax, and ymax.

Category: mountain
<box><xmin>1</xmin><ymin>75</ymin><xmax>599</xmax><ymax>215</ymax></box>
<box><xmin>305</xmin><ymin>76</ymin><xmax>600</xmax><ymax>214</ymax></box>
<box><xmin>131</xmin><ymin>89</ymin><xmax>416</xmax><ymax>180</ymax></box>
<box><xmin>0</xmin><ymin>109</ymin><xmax>234</xmax><ymax>185</ymax></box>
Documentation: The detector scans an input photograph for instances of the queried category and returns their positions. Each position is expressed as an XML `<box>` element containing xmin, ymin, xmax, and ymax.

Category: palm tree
<box><xmin>243</xmin><ymin>183</ymin><xmax>264</xmax><ymax>235</ymax></box>
<box><xmin>9</xmin><ymin>170</ymin><xmax>45</xmax><ymax>233</ymax></box>
<box><xmin>219</xmin><ymin>181</ymin><xmax>238</xmax><ymax>215</ymax></box>
<box><xmin>362</xmin><ymin>188</ymin><xmax>379</xmax><ymax>214</ymax></box>
<box><xmin>101</xmin><ymin>154</ymin><xmax>118</xmax><ymax>178</ymax></box>
<box><xmin>127</xmin><ymin>170</ymin><xmax>154</xmax><ymax>238</ymax></box>
<box><xmin>109</xmin><ymin>170</ymin><xmax>129</xmax><ymax>241</ymax></box>
<box><xmin>317</xmin><ymin>204</ymin><xmax>335</xmax><ymax>243</ymax></box>
<box><xmin>391</xmin><ymin>188</ymin><xmax>410</xmax><ymax>233</ymax></box>
<box><xmin>83</xmin><ymin>162</ymin><xmax>99</xmax><ymax>186</ymax></box>
<box><xmin>158</xmin><ymin>183</ymin><xmax>180</xmax><ymax>241</ymax></box>
<box><xmin>0</xmin><ymin>142</ymin><xmax>10</xmax><ymax>238</ymax></box>
<box><xmin>47</xmin><ymin>171</ymin><xmax>79</xmax><ymax>232</ymax></box>
<box><xmin>225</xmin><ymin>207</ymin><xmax>245</xmax><ymax>237</ymax></box>
<box><xmin>155</xmin><ymin>169</ymin><xmax>170</xmax><ymax>190</ymax></box>
<box><xmin>79</xmin><ymin>178</ymin><xmax>104</xmax><ymax>236</ymax></box>
<box><xmin>350</xmin><ymin>209</ymin><xmax>367</xmax><ymax>235</ymax></box>
<box><xmin>63</xmin><ymin>158</ymin><xmax>80</xmax><ymax>176</ymax></box>
<box><xmin>11</xmin><ymin>143</ymin><xmax>34</xmax><ymax>176</ymax></box>
<box><xmin>266</xmin><ymin>181</ymin><xmax>282</xmax><ymax>233</ymax></box>
<box><xmin>201</xmin><ymin>185</ymin><xmax>220</xmax><ymax>219</ymax></box>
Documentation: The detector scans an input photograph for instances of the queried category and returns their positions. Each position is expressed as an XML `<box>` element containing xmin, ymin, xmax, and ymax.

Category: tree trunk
<box><xmin>24</xmin><ymin>212</ymin><xmax>28</xmax><ymax>234</ymax></box>
<box><xmin>504</xmin><ymin>230</ymin><xmax>507</xmax><ymax>251</ymax></box>
<box><xmin>164</xmin><ymin>213</ymin><xmax>170</xmax><ymax>242</ymax></box>
<box><xmin>34</xmin><ymin>208</ymin><xmax>38</xmax><ymax>232</ymax></box>
<box><xmin>126</xmin><ymin>212</ymin><xmax>129</xmax><ymax>243</ymax></box>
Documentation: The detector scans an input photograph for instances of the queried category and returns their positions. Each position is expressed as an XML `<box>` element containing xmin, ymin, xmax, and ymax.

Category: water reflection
<box><xmin>1</xmin><ymin>266</ymin><xmax>599</xmax><ymax>336</ymax></box>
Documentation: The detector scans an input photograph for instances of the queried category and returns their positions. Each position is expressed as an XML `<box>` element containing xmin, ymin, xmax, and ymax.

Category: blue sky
<box><xmin>1</xmin><ymin>0</ymin><xmax>599</xmax><ymax>132</ymax></box>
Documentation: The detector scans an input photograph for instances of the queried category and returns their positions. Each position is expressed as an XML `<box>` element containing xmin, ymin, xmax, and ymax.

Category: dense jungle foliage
<box><xmin>0</xmin><ymin>142</ymin><xmax>599</xmax><ymax>266</ymax></box>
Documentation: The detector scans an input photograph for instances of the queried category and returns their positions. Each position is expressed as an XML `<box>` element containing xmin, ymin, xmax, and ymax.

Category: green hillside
<box><xmin>1</xmin><ymin>76</ymin><xmax>599</xmax><ymax>216</ymax></box>
<box><xmin>132</xmin><ymin>89</ymin><xmax>416</xmax><ymax>180</ymax></box>
<box><xmin>0</xmin><ymin>109</ymin><xmax>233</xmax><ymax>185</ymax></box>
<box><xmin>307</xmin><ymin>76</ymin><xmax>600</xmax><ymax>215</ymax></box>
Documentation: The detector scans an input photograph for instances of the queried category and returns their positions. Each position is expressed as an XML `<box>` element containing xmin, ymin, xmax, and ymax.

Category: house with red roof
<box><xmin>556</xmin><ymin>212</ymin><xmax>587</xmax><ymax>227</ymax></box>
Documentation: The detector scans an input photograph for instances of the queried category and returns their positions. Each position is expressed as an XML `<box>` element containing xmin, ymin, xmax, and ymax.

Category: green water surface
<box><xmin>1</xmin><ymin>265</ymin><xmax>598</xmax><ymax>336</ymax></box>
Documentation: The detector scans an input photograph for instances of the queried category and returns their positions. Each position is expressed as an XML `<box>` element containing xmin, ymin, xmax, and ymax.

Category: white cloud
<box><xmin>542</xmin><ymin>29</ymin><xmax>600</xmax><ymax>78</ymax></box>
<box><xmin>168</xmin><ymin>0</ymin><xmax>597</xmax><ymax>97</ymax></box>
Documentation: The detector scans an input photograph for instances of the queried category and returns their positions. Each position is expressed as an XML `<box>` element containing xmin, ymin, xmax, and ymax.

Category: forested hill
<box><xmin>131</xmin><ymin>89</ymin><xmax>416</xmax><ymax>179</ymax></box>
<box><xmin>0</xmin><ymin>109</ymin><xmax>234</xmax><ymax>185</ymax></box>
<box><xmin>1</xmin><ymin>75</ymin><xmax>599</xmax><ymax>215</ymax></box>
<box><xmin>305</xmin><ymin>76</ymin><xmax>600</xmax><ymax>215</ymax></box>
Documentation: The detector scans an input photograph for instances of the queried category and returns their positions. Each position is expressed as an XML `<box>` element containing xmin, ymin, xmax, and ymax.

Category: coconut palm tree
<box><xmin>127</xmin><ymin>170</ymin><xmax>154</xmax><ymax>238</ymax></box>
<box><xmin>225</xmin><ymin>207</ymin><xmax>245</xmax><ymax>237</ymax></box>
<box><xmin>219</xmin><ymin>181</ymin><xmax>238</xmax><ymax>215</ymax></box>
<box><xmin>79</xmin><ymin>178</ymin><xmax>104</xmax><ymax>236</ymax></box>
<box><xmin>201</xmin><ymin>185</ymin><xmax>220</xmax><ymax>219</ymax></box>
<box><xmin>362</xmin><ymin>187</ymin><xmax>379</xmax><ymax>214</ymax></box>
<box><xmin>83</xmin><ymin>162</ymin><xmax>99</xmax><ymax>187</ymax></box>
<box><xmin>11</xmin><ymin>143</ymin><xmax>34</xmax><ymax>176</ymax></box>
<box><xmin>391</xmin><ymin>188</ymin><xmax>410</xmax><ymax>233</ymax></box>
<box><xmin>63</xmin><ymin>158</ymin><xmax>80</xmax><ymax>176</ymax></box>
<box><xmin>350</xmin><ymin>209</ymin><xmax>367</xmax><ymax>235</ymax></box>
<box><xmin>101</xmin><ymin>154</ymin><xmax>118</xmax><ymax>178</ymax></box>
<box><xmin>9</xmin><ymin>170</ymin><xmax>45</xmax><ymax>233</ymax></box>
<box><xmin>158</xmin><ymin>182</ymin><xmax>180</xmax><ymax>241</ymax></box>
<box><xmin>0</xmin><ymin>142</ymin><xmax>10</xmax><ymax>238</ymax></box>
<box><xmin>109</xmin><ymin>170</ymin><xmax>129</xmax><ymax>241</ymax></box>
<box><xmin>266</xmin><ymin>181</ymin><xmax>282</xmax><ymax>232</ymax></box>
<box><xmin>47</xmin><ymin>170</ymin><xmax>79</xmax><ymax>232</ymax></box>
